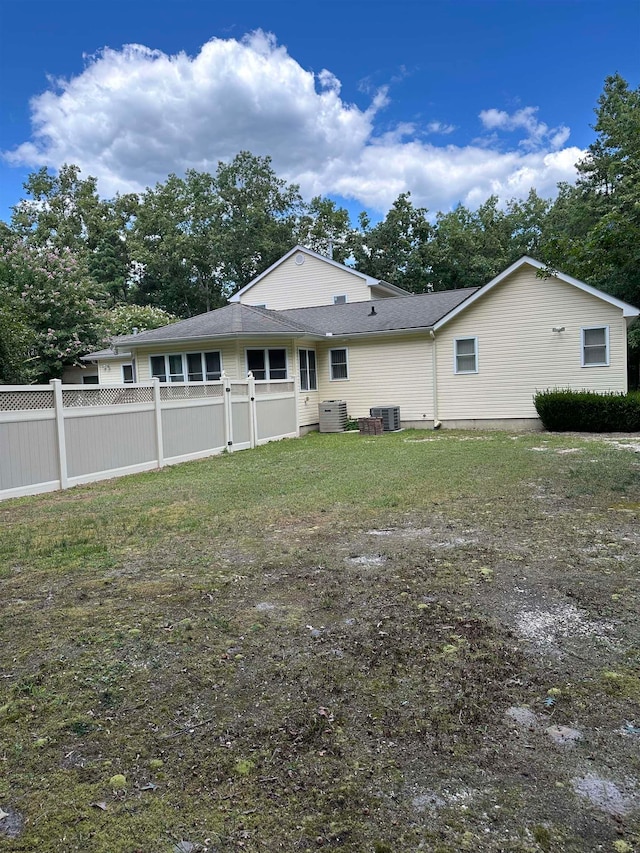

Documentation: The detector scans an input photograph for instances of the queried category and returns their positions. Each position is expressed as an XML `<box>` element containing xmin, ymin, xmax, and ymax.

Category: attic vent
<box><xmin>295</xmin><ymin>253</ymin><xmax>305</xmax><ymax>266</ymax></box>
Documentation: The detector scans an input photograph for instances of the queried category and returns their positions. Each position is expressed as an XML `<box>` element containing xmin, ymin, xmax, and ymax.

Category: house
<box><xmin>84</xmin><ymin>246</ymin><xmax>639</xmax><ymax>431</ymax></box>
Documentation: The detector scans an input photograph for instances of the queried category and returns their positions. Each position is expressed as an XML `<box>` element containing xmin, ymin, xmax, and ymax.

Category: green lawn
<box><xmin>1</xmin><ymin>430</ymin><xmax>639</xmax><ymax>852</ymax></box>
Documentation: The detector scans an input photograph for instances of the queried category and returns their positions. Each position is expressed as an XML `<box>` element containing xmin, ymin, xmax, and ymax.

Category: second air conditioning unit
<box><xmin>369</xmin><ymin>406</ymin><xmax>401</xmax><ymax>432</ymax></box>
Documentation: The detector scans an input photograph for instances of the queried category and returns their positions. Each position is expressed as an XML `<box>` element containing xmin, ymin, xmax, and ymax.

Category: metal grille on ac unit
<box><xmin>319</xmin><ymin>400</ymin><xmax>347</xmax><ymax>432</ymax></box>
<box><xmin>369</xmin><ymin>406</ymin><xmax>401</xmax><ymax>431</ymax></box>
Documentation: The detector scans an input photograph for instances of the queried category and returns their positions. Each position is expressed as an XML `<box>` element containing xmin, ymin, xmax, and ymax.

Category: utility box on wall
<box><xmin>319</xmin><ymin>400</ymin><xmax>347</xmax><ymax>432</ymax></box>
<box><xmin>369</xmin><ymin>406</ymin><xmax>401</xmax><ymax>432</ymax></box>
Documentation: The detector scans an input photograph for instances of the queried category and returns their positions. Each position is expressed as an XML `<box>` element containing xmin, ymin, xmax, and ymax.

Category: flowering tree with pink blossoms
<box><xmin>0</xmin><ymin>238</ymin><xmax>106</xmax><ymax>383</ymax></box>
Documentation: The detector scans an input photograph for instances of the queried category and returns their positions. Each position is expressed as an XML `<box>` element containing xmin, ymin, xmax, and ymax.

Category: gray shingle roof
<box><xmin>85</xmin><ymin>287</ymin><xmax>479</xmax><ymax>355</ymax></box>
<box><xmin>280</xmin><ymin>288</ymin><xmax>479</xmax><ymax>335</ymax></box>
<box><xmin>115</xmin><ymin>302</ymin><xmax>321</xmax><ymax>347</ymax></box>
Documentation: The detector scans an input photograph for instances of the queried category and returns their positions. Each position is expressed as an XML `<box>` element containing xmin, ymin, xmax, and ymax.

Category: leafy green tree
<box><xmin>213</xmin><ymin>152</ymin><xmax>304</xmax><ymax>293</ymax></box>
<box><xmin>102</xmin><ymin>304</ymin><xmax>178</xmax><ymax>337</ymax></box>
<box><xmin>129</xmin><ymin>170</ymin><xmax>225</xmax><ymax>315</ymax></box>
<box><xmin>296</xmin><ymin>196</ymin><xmax>353</xmax><ymax>264</ymax></box>
<box><xmin>351</xmin><ymin>193</ymin><xmax>433</xmax><ymax>292</ymax></box>
<box><xmin>0</xmin><ymin>280</ymin><xmax>33</xmax><ymax>383</ymax></box>
<box><xmin>11</xmin><ymin>164</ymin><xmax>109</xmax><ymax>252</ymax></box>
<box><xmin>428</xmin><ymin>197</ymin><xmax>513</xmax><ymax>290</ymax></box>
<box><xmin>539</xmin><ymin>75</ymin><xmax>640</xmax><ymax>305</ymax></box>
<box><xmin>0</xmin><ymin>238</ymin><xmax>106</xmax><ymax>382</ymax></box>
<box><xmin>129</xmin><ymin>154</ymin><xmax>305</xmax><ymax>314</ymax></box>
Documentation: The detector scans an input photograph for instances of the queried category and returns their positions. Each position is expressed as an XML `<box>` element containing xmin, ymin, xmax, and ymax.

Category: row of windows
<box><xmin>150</xmin><ymin>352</ymin><xmax>222</xmax><ymax>383</ymax></box>
<box><xmin>142</xmin><ymin>328</ymin><xmax>611</xmax><ymax>387</ymax></box>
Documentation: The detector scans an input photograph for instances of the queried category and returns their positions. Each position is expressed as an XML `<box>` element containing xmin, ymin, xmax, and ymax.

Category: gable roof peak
<box><xmin>228</xmin><ymin>245</ymin><xmax>410</xmax><ymax>303</ymax></box>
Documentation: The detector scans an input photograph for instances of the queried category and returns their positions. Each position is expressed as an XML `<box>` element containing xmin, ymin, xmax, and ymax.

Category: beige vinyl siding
<box><xmin>435</xmin><ymin>267</ymin><xmax>628</xmax><ymax>421</ymax></box>
<box><xmin>239</xmin><ymin>252</ymin><xmax>373</xmax><ymax>308</ymax></box>
<box><xmin>316</xmin><ymin>333</ymin><xmax>434</xmax><ymax>422</ymax></box>
<box><xmin>98</xmin><ymin>359</ymin><xmax>134</xmax><ymax>385</ymax></box>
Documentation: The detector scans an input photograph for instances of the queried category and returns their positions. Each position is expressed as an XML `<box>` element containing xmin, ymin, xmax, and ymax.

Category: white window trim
<box><xmin>329</xmin><ymin>347</ymin><xmax>349</xmax><ymax>381</ymax></box>
<box><xmin>581</xmin><ymin>325</ymin><xmax>610</xmax><ymax>367</ymax></box>
<box><xmin>453</xmin><ymin>337</ymin><xmax>479</xmax><ymax>375</ymax></box>
<box><xmin>245</xmin><ymin>347</ymin><xmax>288</xmax><ymax>380</ymax></box>
<box><xmin>333</xmin><ymin>294</ymin><xmax>348</xmax><ymax>304</ymax></box>
<box><xmin>121</xmin><ymin>363</ymin><xmax>135</xmax><ymax>383</ymax></box>
<box><xmin>186</xmin><ymin>351</ymin><xmax>223</xmax><ymax>381</ymax></box>
<box><xmin>149</xmin><ymin>351</ymin><xmax>223</xmax><ymax>382</ymax></box>
<box><xmin>298</xmin><ymin>348</ymin><xmax>318</xmax><ymax>391</ymax></box>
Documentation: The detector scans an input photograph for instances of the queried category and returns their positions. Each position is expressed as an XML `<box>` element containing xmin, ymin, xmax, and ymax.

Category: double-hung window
<box><xmin>122</xmin><ymin>364</ymin><xmax>135</xmax><ymax>383</ymax></box>
<box><xmin>299</xmin><ymin>349</ymin><xmax>317</xmax><ymax>391</ymax></box>
<box><xmin>247</xmin><ymin>348</ymin><xmax>287</xmax><ymax>380</ymax></box>
<box><xmin>454</xmin><ymin>337</ymin><xmax>478</xmax><ymax>374</ymax></box>
<box><xmin>582</xmin><ymin>326</ymin><xmax>609</xmax><ymax>367</ymax></box>
<box><xmin>329</xmin><ymin>348</ymin><xmax>349</xmax><ymax>380</ymax></box>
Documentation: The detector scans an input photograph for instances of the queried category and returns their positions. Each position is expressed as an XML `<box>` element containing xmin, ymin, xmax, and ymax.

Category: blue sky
<box><xmin>0</xmin><ymin>0</ymin><xmax>638</xmax><ymax>224</ymax></box>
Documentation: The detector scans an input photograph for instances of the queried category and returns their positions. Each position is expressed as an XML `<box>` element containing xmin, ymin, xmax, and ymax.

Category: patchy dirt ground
<box><xmin>0</xmin><ymin>430</ymin><xmax>639</xmax><ymax>852</ymax></box>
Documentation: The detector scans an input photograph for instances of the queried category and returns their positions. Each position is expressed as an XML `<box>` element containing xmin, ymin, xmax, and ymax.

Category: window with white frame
<box><xmin>150</xmin><ymin>351</ymin><xmax>222</xmax><ymax>382</ymax></box>
<box><xmin>329</xmin><ymin>348</ymin><xmax>349</xmax><ymax>380</ymax></box>
<box><xmin>298</xmin><ymin>349</ymin><xmax>317</xmax><ymax>391</ymax></box>
<box><xmin>122</xmin><ymin>364</ymin><xmax>135</xmax><ymax>383</ymax></box>
<box><xmin>333</xmin><ymin>294</ymin><xmax>347</xmax><ymax>304</ymax></box>
<box><xmin>186</xmin><ymin>352</ymin><xmax>222</xmax><ymax>381</ymax></box>
<box><xmin>246</xmin><ymin>348</ymin><xmax>287</xmax><ymax>380</ymax></box>
<box><xmin>454</xmin><ymin>337</ymin><xmax>478</xmax><ymax>374</ymax></box>
<box><xmin>582</xmin><ymin>326</ymin><xmax>609</xmax><ymax>366</ymax></box>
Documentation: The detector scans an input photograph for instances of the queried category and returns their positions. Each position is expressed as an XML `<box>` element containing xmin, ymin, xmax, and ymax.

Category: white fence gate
<box><xmin>0</xmin><ymin>375</ymin><xmax>297</xmax><ymax>501</ymax></box>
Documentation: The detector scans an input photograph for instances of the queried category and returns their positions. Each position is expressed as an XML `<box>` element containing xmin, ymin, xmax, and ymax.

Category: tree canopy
<box><xmin>1</xmin><ymin>75</ymin><xmax>638</xmax><ymax>383</ymax></box>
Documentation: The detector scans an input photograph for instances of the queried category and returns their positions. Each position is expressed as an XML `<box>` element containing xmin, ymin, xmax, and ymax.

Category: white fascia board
<box><xmin>432</xmin><ymin>256</ymin><xmax>639</xmax><ymax>331</ymax></box>
<box><xmin>228</xmin><ymin>245</ymin><xmax>380</xmax><ymax>302</ymax></box>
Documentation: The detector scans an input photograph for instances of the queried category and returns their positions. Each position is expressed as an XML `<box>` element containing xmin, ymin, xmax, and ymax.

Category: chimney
<box><xmin>327</xmin><ymin>240</ymin><xmax>334</xmax><ymax>260</ymax></box>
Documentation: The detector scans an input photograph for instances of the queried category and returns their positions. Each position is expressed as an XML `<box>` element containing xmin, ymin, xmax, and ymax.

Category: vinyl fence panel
<box><xmin>0</xmin><ymin>375</ymin><xmax>297</xmax><ymax>501</ymax></box>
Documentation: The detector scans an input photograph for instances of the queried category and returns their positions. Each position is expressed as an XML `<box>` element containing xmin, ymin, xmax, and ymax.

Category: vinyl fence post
<box><xmin>152</xmin><ymin>378</ymin><xmax>164</xmax><ymax>468</ymax></box>
<box><xmin>222</xmin><ymin>372</ymin><xmax>234</xmax><ymax>452</ymax></box>
<box><xmin>51</xmin><ymin>379</ymin><xmax>68</xmax><ymax>490</ymax></box>
<box><xmin>248</xmin><ymin>371</ymin><xmax>257</xmax><ymax>449</ymax></box>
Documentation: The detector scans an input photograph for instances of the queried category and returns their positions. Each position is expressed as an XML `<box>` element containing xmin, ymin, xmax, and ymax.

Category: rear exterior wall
<box><xmin>435</xmin><ymin>267</ymin><xmax>628</xmax><ymax>421</ymax></box>
<box><xmin>315</xmin><ymin>333</ymin><xmax>434</xmax><ymax>424</ymax></box>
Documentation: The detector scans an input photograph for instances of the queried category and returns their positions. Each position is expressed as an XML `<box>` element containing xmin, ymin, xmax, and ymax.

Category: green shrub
<box><xmin>534</xmin><ymin>389</ymin><xmax>640</xmax><ymax>432</ymax></box>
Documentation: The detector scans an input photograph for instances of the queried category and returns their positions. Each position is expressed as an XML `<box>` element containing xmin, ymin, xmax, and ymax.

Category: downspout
<box><xmin>429</xmin><ymin>330</ymin><xmax>441</xmax><ymax>429</ymax></box>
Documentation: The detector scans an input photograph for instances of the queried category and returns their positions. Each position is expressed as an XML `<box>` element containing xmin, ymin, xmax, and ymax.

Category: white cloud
<box><xmin>426</xmin><ymin>121</ymin><xmax>457</xmax><ymax>135</ymax></box>
<box><xmin>4</xmin><ymin>31</ymin><xmax>582</xmax><ymax>214</ymax></box>
<box><xmin>479</xmin><ymin>106</ymin><xmax>570</xmax><ymax>151</ymax></box>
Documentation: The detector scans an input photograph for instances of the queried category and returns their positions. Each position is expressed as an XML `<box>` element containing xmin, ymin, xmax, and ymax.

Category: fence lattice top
<box><xmin>159</xmin><ymin>384</ymin><xmax>224</xmax><ymax>401</ymax></box>
<box><xmin>0</xmin><ymin>390</ymin><xmax>54</xmax><ymax>411</ymax></box>
<box><xmin>62</xmin><ymin>387</ymin><xmax>154</xmax><ymax>407</ymax></box>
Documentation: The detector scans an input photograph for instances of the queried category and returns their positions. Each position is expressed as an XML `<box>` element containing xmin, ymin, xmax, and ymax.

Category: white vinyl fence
<box><xmin>0</xmin><ymin>375</ymin><xmax>297</xmax><ymax>501</ymax></box>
